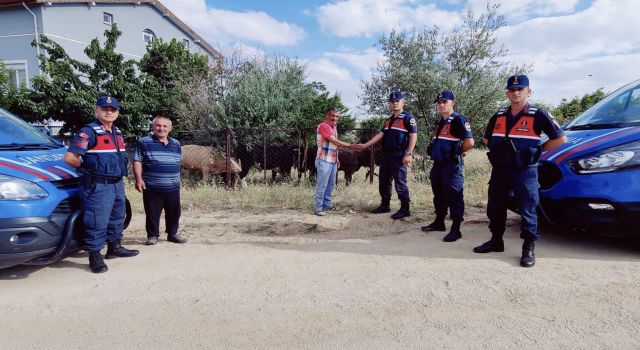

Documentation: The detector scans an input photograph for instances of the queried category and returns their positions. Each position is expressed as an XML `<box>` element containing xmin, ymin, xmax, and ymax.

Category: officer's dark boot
<box><xmin>421</xmin><ymin>216</ymin><xmax>446</xmax><ymax>232</ymax></box>
<box><xmin>88</xmin><ymin>251</ymin><xmax>108</xmax><ymax>273</ymax></box>
<box><xmin>473</xmin><ymin>233</ymin><xmax>505</xmax><ymax>253</ymax></box>
<box><xmin>391</xmin><ymin>199</ymin><xmax>411</xmax><ymax>220</ymax></box>
<box><xmin>443</xmin><ymin>220</ymin><xmax>462</xmax><ymax>242</ymax></box>
<box><xmin>371</xmin><ymin>199</ymin><xmax>391</xmax><ymax>214</ymax></box>
<box><xmin>520</xmin><ymin>239</ymin><xmax>536</xmax><ymax>267</ymax></box>
<box><xmin>105</xmin><ymin>240</ymin><xmax>139</xmax><ymax>259</ymax></box>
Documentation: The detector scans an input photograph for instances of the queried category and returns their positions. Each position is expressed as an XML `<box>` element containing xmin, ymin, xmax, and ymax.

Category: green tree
<box><xmin>357</xmin><ymin>115</ymin><xmax>386</xmax><ymax>143</ymax></box>
<box><xmin>220</xmin><ymin>55</ymin><xmax>315</xmax><ymax>130</ymax></box>
<box><xmin>361</xmin><ymin>4</ymin><xmax>528</xmax><ymax>150</ymax></box>
<box><xmin>180</xmin><ymin>47</ymin><xmax>353</xmax><ymax>147</ymax></box>
<box><xmin>0</xmin><ymin>61</ymin><xmax>14</xmax><ymax>110</ymax></box>
<box><xmin>295</xmin><ymin>82</ymin><xmax>356</xmax><ymax>143</ymax></box>
<box><xmin>0</xmin><ymin>60</ymin><xmax>41</xmax><ymax>118</ymax></box>
<box><xmin>297</xmin><ymin>82</ymin><xmax>346</xmax><ymax>129</ymax></box>
<box><xmin>28</xmin><ymin>24</ymin><xmax>149</xmax><ymax>137</ymax></box>
<box><xmin>139</xmin><ymin>38</ymin><xmax>213</xmax><ymax>133</ymax></box>
<box><xmin>0</xmin><ymin>61</ymin><xmax>9</xmax><ymax>104</ymax></box>
<box><xmin>552</xmin><ymin>88</ymin><xmax>606</xmax><ymax>124</ymax></box>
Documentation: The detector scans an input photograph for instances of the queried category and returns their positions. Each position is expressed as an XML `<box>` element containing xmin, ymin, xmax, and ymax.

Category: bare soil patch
<box><xmin>1</xmin><ymin>207</ymin><xmax>639</xmax><ymax>349</ymax></box>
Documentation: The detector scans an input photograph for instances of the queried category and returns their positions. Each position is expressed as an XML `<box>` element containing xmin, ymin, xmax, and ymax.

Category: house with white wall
<box><xmin>0</xmin><ymin>0</ymin><xmax>221</xmax><ymax>88</ymax></box>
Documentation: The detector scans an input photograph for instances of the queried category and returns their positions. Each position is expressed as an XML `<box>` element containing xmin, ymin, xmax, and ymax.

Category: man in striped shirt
<box><xmin>132</xmin><ymin>116</ymin><xmax>186</xmax><ymax>245</ymax></box>
<box><xmin>314</xmin><ymin>107</ymin><xmax>354</xmax><ymax>216</ymax></box>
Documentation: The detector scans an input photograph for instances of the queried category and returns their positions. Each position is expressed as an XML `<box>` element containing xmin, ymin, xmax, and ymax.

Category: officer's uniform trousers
<box><xmin>81</xmin><ymin>179</ymin><xmax>126</xmax><ymax>252</ymax></box>
<box><xmin>487</xmin><ymin>165</ymin><xmax>540</xmax><ymax>241</ymax></box>
<box><xmin>430</xmin><ymin>161</ymin><xmax>464</xmax><ymax>221</ymax></box>
<box><xmin>379</xmin><ymin>151</ymin><xmax>410</xmax><ymax>201</ymax></box>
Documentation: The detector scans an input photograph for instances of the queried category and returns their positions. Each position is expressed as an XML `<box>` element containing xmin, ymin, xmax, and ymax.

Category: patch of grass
<box><xmin>462</xmin><ymin>150</ymin><xmax>491</xmax><ymax>208</ymax></box>
<box><xmin>126</xmin><ymin>150</ymin><xmax>492</xmax><ymax>214</ymax></box>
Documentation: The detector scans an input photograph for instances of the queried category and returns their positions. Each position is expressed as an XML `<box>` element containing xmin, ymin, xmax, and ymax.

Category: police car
<box><xmin>0</xmin><ymin>108</ymin><xmax>130</xmax><ymax>269</ymax></box>
<box><xmin>537</xmin><ymin>79</ymin><xmax>640</xmax><ymax>234</ymax></box>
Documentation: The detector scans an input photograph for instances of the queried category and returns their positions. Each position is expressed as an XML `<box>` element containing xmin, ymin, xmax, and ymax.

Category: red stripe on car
<box><xmin>0</xmin><ymin>161</ymin><xmax>51</xmax><ymax>181</ymax></box>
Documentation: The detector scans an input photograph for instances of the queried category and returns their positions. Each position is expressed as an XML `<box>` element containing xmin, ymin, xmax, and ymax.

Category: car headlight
<box><xmin>568</xmin><ymin>140</ymin><xmax>640</xmax><ymax>174</ymax></box>
<box><xmin>0</xmin><ymin>175</ymin><xmax>48</xmax><ymax>200</ymax></box>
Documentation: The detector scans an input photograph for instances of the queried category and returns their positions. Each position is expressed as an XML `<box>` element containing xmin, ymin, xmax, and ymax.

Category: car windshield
<box><xmin>565</xmin><ymin>79</ymin><xmax>640</xmax><ymax>130</ymax></box>
<box><xmin>0</xmin><ymin>108</ymin><xmax>60</xmax><ymax>149</ymax></box>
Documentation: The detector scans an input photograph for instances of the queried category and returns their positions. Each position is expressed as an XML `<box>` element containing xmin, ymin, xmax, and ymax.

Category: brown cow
<box><xmin>181</xmin><ymin>145</ymin><xmax>242</xmax><ymax>183</ymax></box>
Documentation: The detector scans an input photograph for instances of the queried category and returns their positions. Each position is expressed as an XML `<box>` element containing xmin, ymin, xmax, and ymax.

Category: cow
<box><xmin>296</xmin><ymin>146</ymin><xmax>317</xmax><ymax>181</ymax></box>
<box><xmin>235</xmin><ymin>144</ymin><xmax>296</xmax><ymax>184</ymax></box>
<box><xmin>357</xmin><ymin>146</ymin><xmax>382</xmax><ymax>181</ymax></box>
<box><xmin>296</xmin><ymin>146</ymin><xmax>363</xmax><ymax>186</ymax></box>
<box><xmin>338</xmin><ymin>149</ymin><xmax>361</xmax><ymax>185</ymax></box>
<box><xmin>356</xmin><ymin>147</ymin><xmax>424</xmax><ymax>181</ymax></box>
<box><xmin>181</xmin><ymin>144</ymin><xmax>242</xmax><ymax>183</ymax></box>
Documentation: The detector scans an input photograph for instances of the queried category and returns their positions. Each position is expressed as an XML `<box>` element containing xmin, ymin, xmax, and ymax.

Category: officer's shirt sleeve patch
<box><xmin>74</xmin><ymin>132</ymin><xmax>89</xmax><ymax>149</ymax></box>
<box><xmin>465</xmin><ymin>122</ymin><xmax>471</xmax><ymax>131</ymax></box>
<box><xmin>409</xmin><ymin>118</ymin><xmax>416</xmax><ymax>126</ymax></box>
<box><xmin>74</xmin><ymin>139</ymin><xmax>87</xmax><ymax>149</ymax></box>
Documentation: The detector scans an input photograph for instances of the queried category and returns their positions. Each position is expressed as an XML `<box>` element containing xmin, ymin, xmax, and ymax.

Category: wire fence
<box><xmin>58</xmin><ymin>127</ymin><xmax>431</xmax><ymax>188</ymax></box>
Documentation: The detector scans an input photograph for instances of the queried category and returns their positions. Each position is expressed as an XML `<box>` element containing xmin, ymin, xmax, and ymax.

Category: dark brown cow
<box><xmin>357</xmin><ymin>146</ymin><xmax>382</xmax><ymax>181</ymax></box>
<box><xmin>235</xmin><ymin>144</ymin><xmax>296</xmax><ymax>183</ymax></box>
<box><xmin>297</xmin><ymin>146</ymin><xmax>363</xmax><ymax>185</ymax></box>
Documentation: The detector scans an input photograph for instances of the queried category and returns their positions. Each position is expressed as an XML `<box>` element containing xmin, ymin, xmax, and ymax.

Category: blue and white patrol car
<box><xmin>0</xmin><ymin>108</ymin><xmax>130</xmax><ymax>269</ymax></box>
<box><xmin>538</xmin><ymin>79</ymin><xmax>640</xmax><ymax>234</ymax></box>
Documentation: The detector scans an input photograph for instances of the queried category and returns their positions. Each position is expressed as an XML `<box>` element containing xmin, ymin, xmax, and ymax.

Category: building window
<box><xmin>182</xmin><ymin>39</ymin><xmax>189</xmax><ymax>49</ymax></box>
<box><xmin>5</xmin><ymin>61</ymin><xmax>28</xmax><ymax>88</ymax></box>
<box><xmin>103</xmin><ymin>12</ymin><xmax>113</xmax><ymax>25</ymax></box>
<box><xmin>142</xmin><ymin>29</ymin><xmax>156</xmax><ymax>43</ymax></box>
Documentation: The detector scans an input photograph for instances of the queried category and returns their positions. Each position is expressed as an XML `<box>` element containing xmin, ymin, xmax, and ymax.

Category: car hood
<box><xmin>540</xmin><ymin>126</ymin><xmax>640</xmax><ymax>165</ymax></box>
<box><xmin>0</xmin><ymin>147</ymin><xmax>80</xmax><ymax>183</ymax></box>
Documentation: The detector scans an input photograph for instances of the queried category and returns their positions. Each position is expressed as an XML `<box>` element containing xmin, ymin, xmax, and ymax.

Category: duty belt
<box><xmin>90</xmin><ymin>175</ymin><xmax>122</xmax><ymax>184</ymax></box>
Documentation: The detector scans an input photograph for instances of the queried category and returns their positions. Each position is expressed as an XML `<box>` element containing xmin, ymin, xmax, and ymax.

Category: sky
<box><xmin>161</xmin><ymin>0</ymin><xmax>640</xmax><ymax>117</ymax></box>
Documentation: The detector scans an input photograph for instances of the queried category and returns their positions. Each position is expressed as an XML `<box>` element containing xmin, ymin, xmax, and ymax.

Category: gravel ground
<box><xmin>1</xmin><ymin>208</ymin><xmax>639</xmax><ymax>349</ymax></box>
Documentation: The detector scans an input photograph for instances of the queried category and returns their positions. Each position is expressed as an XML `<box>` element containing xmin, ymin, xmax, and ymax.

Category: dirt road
<box><xmin>1</xmin><ymin>208</ymin><xmax>639</xmax><ymax>349</ymax></box>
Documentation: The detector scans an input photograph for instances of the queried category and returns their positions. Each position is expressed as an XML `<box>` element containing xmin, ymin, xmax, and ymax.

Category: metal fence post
<box><xmin>296</xmin><ymin>128</ymin><xmax>302</xmax><ymax>183</ymax></box>
<box><xmin>369</xmin><ymin>145</ymin><xmax>375</xmax><ymax>184</ymax></box>
<box><xmin>225</xmin><ymin>128</ymin><xmax>232</xmax><ymax>189</ymax></box>
<box><xmin>303</xmin><ymin>130</ymin><xmax>309</xmax><ymax>181</ymax></box>
<box><xmin>262</xmin><ymin>129</ymin><xmax>267</xmax><ymax>182</ymax></box>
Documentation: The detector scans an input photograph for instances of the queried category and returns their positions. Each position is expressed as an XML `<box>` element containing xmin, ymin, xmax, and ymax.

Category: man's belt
<box><xmin>90</xmin><ymin>175</ymin><xmax>122</xmax><ymax>184</ymax></box>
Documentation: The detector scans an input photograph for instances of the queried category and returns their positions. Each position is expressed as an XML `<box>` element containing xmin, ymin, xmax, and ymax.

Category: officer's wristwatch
<box><xmin>405</xmin><ymin>152</ymin><xmax>413</xmax><ymax>156</ymax></box>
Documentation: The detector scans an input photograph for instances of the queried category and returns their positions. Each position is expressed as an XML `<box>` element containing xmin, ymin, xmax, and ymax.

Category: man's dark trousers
<box><xmin>430</xmin><ymin>161</ymin><xmax>464</xmax><ymax>221</ymax></box>
<box><xmin>378</xmin><ymin>151</ymin><xmax>410</xmax><ymax>202</ymax></box>
<box><xmin>142</xmin><ymin>189</ymin><xmax>181</xmax><ymax>238</ymax></box>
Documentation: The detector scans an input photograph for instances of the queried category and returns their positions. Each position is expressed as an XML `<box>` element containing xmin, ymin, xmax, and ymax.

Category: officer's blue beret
<box><xmin>434</xmin><ymin>90</ymin><xmax>455</xmax><ymax>102</ymax></box>
<box><xmin>506</xmin><ymin>75</ymin><xmax>529</xmax><ymax>89</ymax></box>
<box><xmin>388</xmin><ymin>90</ymin><xmax>405</xmax><ymax>101</ymax></box>
<box><xmin>96</xmin><ymin>95</ymin><xmax>120</xmax><ymax>110</ymax></box>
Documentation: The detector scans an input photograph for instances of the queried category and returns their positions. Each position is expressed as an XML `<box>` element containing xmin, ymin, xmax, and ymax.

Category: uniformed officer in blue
<box><xmin>473</xmin><ymin>75</ymin><xmax>566</xmax><ymax>267</ymax></box>
<box><xmin>64</xmin><ymin>96</ymin><xmax>139</xmax><ymax>273</ymax></box>
<box><xmin>421</xmin><ymin>90</ymin><xmax>474</xmax><ymax>242</ymax></box>
<box><xmin>359</xmin><ymin>90</ymin><xmax>418</xmax><ymax>219</ymax></box>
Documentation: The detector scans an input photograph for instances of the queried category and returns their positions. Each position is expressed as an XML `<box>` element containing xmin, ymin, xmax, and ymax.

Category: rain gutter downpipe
<box><xmin>22</xmin><ymin>2</ymin><xmax>41</xmax><ymax>75</ymax></box>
